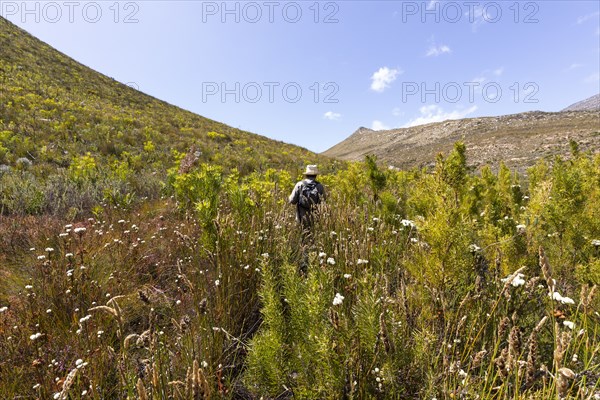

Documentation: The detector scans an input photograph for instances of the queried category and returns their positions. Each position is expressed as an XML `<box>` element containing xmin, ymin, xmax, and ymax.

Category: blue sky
<box><xmin>3</xmin><ymin>1</ymin><xmax>599</xmax><ymax>152</ymax></box>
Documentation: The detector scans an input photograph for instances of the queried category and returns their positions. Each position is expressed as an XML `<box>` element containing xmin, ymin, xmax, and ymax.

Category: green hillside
<box><xmin>0</xmin><ymin>16</ymin><xmax>325</xmax><ymax>216</ymax></box>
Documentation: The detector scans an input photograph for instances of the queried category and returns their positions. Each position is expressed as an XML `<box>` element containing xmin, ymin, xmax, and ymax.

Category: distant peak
<box><xmin>562</xmin><ymin>93</ymin><xmax>600</xmax><ymax>112</ymax></box>
<box><xmin>354</xmin><ymin>126</ymin><xmax>373</xmax><ymax>135</ymax></box>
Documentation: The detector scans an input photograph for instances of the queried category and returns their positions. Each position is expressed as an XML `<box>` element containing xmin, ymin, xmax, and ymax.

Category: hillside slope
<box><xmin>0</xmin><ymin>17</ymin><xmax>319</xmax><ymax>176</ymax></box>
<box><xmin>562</xmin><ymin>93</ymin><xmax>600</xmax><ymax>111</ymax></box>
<box><xmin>323</xmin><ymin>110</ymin><xmax>600</xmax><ymax>171</ymax></box>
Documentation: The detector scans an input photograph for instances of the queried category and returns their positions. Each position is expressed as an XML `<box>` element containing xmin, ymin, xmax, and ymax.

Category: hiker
<box><xmin>288</xmin><ymin>165</ymin><xmax>325</xmax><ymax>230</ymax></box>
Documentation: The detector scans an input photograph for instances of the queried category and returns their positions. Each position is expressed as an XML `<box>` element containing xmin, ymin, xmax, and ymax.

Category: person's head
<box><xmin>303</xmin><ymin>165</ymin><xmax>319</xmax><ymax>179</ymax></box>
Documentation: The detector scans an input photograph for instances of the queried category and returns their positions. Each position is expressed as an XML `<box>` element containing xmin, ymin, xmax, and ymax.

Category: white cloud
<box><xmin>467</xmin><ymin>4</ymin><xmax>499</xmax><ymax>32</ymax></box>
<box><xmin>403</xmin><ymin>105</ymin><xmax>478</xmax><ymax>127</ymax></box>
<box><xmin>493</xmin><ymin>67</ymin><xmax>504</xmax><ymax>76</ymax></box>
<box><xmin>577</xmin><ymin>11</ymin><xmax>599</xmax><ymax>24</ymax></box>
<box><xmin>566</xmin><ymin>63</ymin><xmax>584</xmax><ymax>71</ymax></box>
<box><xmin>426</xmin><ymin>35</ymin><xmax>451</xmax><ymax>57</ymax></box>
<box><xmin>371</xmin><ymin>120</ymin><xmax>390</xmax><ymax>131</ymax></box>
<box><xmin>392</xmin><ymin>107</ymin><xmax>404</xmax><ymax>117</ymax></box>
<box><xmin>426</xmin><ymin>45</ymin><xmax>452</xmax><ymax>57</ymax></box>
<box><xmin>370</xmin><ymin>67</ymin><xmax>401</xmax><ymax>92</ymax></box>
<box><xmin>323</xmin><ymin>111</ymin><xmax>341</xmax><ymax>121</ymax></box>
<box><xmin>584</xmin><ymin>72</ymin><xmax>600</xmax><ymax>83</ymax></box>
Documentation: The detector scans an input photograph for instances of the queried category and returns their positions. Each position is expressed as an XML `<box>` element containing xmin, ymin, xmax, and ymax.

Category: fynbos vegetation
<box><xmin>1</xmin><ymin>142</ymin><xmax>599</xmax><ymax>399</ymax></box>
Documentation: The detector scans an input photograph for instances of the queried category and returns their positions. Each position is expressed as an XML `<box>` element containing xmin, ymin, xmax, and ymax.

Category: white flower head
<box><xmin>327</xmin><ymin>257</ymin><xmax>336</xmax><ymax>265</ymax></box>
<box><xmin>563</xmin><ymin>320</ymin><xmax>575</xmax><ymax>330</ymax></box>
<box><xmin>401</xmin><ymin>219</ymin><xmax>415</xmax><ymax>228</ymax></box>
<box><xmin>501</xmin><ymin>272</ymin><xmax>526</xmax><ymax>287</ymax></box>
<box><xmin>333</xmin><ymin>293</ymin><xmax>344</xmax><ymax>306</ymax></box>
<box><xmin>552</xmin><ymin>292</ymin><xmax>575</xmax><ymax>305</ymax></box>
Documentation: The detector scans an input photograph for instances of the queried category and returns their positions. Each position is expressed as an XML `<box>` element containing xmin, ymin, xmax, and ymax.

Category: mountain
<box><xmin>323</xmin><ymin>110</ymin><xmax>600</xmax><ymax>172</ymax></box>
<box><xmin>562</xmin><ymin>93</ymin><xmax>600</xmax><ymax>111</ymax></box>
<box><xmin>0</xmin><ymin>17</ymin><xmax>320</xmax><ymax>176</ymax></box>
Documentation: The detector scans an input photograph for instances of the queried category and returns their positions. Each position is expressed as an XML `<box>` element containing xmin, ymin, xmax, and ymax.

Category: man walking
<box><xmin>289</xmin><ymin>165</ymin><xmax>326</xmax><ymax>230</ymax></box>
<box><xmin>289</xmin><ymin>165</ymin><xmax>325</xmax><ymax>274</ymax></box>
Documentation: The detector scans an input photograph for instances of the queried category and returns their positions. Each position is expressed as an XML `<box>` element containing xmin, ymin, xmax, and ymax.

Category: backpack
<box><xmin>298</xmin><ymin>180</ymin><xmax>321</xmax><ymax>210</ymax></box>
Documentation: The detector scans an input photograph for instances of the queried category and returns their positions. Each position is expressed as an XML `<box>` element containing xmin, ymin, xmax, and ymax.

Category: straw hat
<box><xmin>304</xmin><ymin>164</ymin><xmax>320</xmax><ymax>175</ymax></box>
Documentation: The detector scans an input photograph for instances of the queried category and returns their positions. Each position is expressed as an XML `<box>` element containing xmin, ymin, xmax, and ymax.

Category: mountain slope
<box><xmin>324</xmin><ymin>110</ymin><xmax>600</xmax><ymax>171</ymax></box>
<box><xmin>562</xmin><ymin>93</ymin><xmax>600</xmax><ymax>111</ymax></box>
<box><xmin>0</xmin><ymin>17</ymin><xmax>319</xmax><ymax>175</ymax></box>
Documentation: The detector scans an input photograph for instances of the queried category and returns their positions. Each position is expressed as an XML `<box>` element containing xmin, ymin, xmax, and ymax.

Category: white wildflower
<box><xmin>327</xmin><ymin>257</ymin><xmax>336</xmax><ymax>265</ymax></box>
<box><xmin>357</xmin><ymin>259</ymin><xmax>368</xmax><ymax>265</ymax></box>
<box><xmin>401</xmin><ymin>219</ymin><xmax>415</xmax><ymax>228</ymax></box>
<box><xmin>592</xmin><ymin>239</ymin><xmax>600</xmax><ymax>246</ymax></box>
<box><xmin>552</xmin><ymin>292</ymin><xmax>575</xmax><ymax>305</ymax></box>
<box><xmin>45</xmin><ymin>247</ymin><xmax>54</xmax><ymax>253</ymax></box>
<box><xmin>333</xmin><ymin>293</ymin><xmax>344</xmax><ymax>306</ymax></box>
<box><xmin>563</xmin><ymin>321</ymin><xmax>575</xmax><ymax>330</ymax></box>
<box><xmin>343</xmin><ymin>274</ymin><xmax>352</xmax><ymax>279</ymax></box>
<box><xmin>319</xmin><ymin>252</ymin><xmax>327</xmax><ymax>258</ymax></box>
<box><xmin>0</xmin><ymin>306</ymin><xmax>8</xmax><ymax>313</ymax></box>
<box><xmin>74</xmin><ymin>227</ymin><xmax>86</xmax><ymax>234</ymax></box>
<box><xmin>501</xmin><ymin>272</ymin><xmax>526</xmax><ymax>287</ymax></box>
<box><xmin>79</xmin><ymin>314</ymin><xmax>92</xmax><ymax>324</ymax></box>
<box><xmin>30</xmin><ymin>332</ymin><xmax>43</xmax><ymax>341</ymax></box>
<box><xmin>37</xmin><ymin>255</ymin><xmax>46</xmax><ymax>260</ymax></box>
<box><xmin>215</xmin><ymin>280</ymin><xmax>220</xmax><ymax>287</ymax></box>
